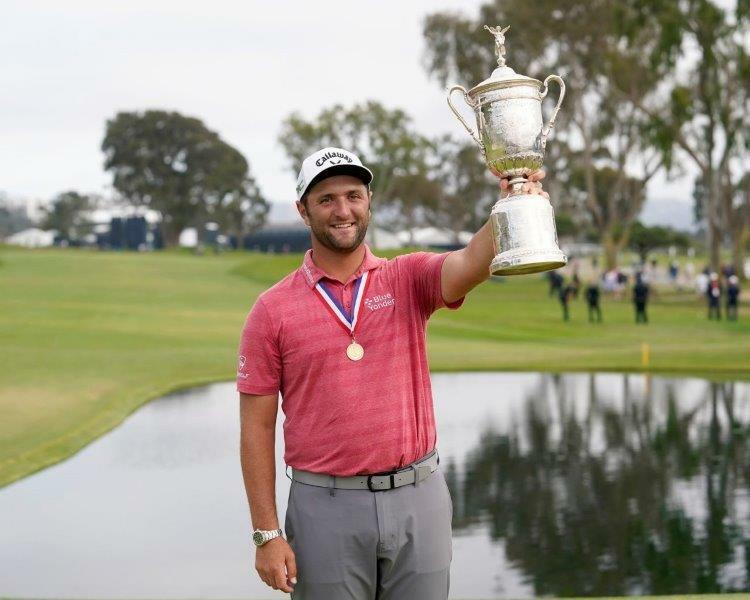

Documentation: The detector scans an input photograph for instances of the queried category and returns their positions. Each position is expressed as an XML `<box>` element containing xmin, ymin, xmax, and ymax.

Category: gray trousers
<box><xmin>285</xmin><ymin>467</ymin><xmax>453</xmax><ymax>599</ymax></box>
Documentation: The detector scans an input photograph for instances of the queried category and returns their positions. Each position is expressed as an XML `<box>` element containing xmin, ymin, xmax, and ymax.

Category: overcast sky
<box><xmin>1</xmin><ymin>0</ymin><xmax>695</xmax><ymax>228</ymax></box>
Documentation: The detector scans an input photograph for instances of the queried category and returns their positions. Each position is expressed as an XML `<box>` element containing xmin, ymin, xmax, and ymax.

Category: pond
<box><xmin>1</xmin><ymin>373</ymin><xmax>749</xmax><ymax>598</ymax></box>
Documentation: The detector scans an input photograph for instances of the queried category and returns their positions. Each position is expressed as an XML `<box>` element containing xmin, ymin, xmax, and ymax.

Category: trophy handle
<box><xmin>447</xmin><ymin>85</ymin><xmax>484</xmax><ymax>153</ymax></box>
<box><xmin>540</xmin><ymin>75</ymin><xmax>566</xmax><ymax>151</ymax></box>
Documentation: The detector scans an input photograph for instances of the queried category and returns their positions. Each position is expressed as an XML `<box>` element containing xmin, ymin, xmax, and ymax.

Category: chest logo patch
<box><xmin>364</xmin><ymin>292</ymin><xmax>395</xmax><ymax>311</ymax></box>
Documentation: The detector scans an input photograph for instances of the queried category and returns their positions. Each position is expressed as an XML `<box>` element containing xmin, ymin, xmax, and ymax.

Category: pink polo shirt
<box><xmin>236</xmin><ymin>245</ymin><xmax>463</xmax><ymax>476</ymax></box>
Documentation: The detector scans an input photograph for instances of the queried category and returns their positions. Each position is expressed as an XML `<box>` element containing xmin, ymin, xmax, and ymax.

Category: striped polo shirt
<box><xmin>236</xmin><ymin>245</ymin><xmax>463</xmax><ymax>476</ymax></box>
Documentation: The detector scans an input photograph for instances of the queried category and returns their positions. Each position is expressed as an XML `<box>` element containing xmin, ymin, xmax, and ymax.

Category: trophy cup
<box><xmin>448</xmin><ymin>25</ymin><xmax>567</xmax><ymax>275</ymax></box>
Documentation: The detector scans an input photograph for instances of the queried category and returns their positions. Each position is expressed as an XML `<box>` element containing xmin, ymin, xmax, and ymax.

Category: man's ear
<box><xmin>296</xmin><ymin>200</ymin><xmax>310</xmax><ymax>227</ymax></box>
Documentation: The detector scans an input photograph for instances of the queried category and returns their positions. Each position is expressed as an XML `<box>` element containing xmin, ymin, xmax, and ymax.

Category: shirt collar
<box><xmin>299</xmin><ymin>244</ymin><xmax>385</xmax><ymax>288</ymax></box>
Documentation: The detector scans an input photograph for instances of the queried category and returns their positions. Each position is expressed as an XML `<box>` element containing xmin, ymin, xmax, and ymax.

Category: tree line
<box><xmin>421</xmin><ymin>0</ymin><xmax>749</xmax><ymax>272</ymax></box>
<box><xmin>4</xmin><ymin>0</ymin><xmax>746</xmax><ymax>270</ymax></box>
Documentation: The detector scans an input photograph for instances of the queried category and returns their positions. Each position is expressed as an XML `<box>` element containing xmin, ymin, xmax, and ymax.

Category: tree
<box><xmin>0</xmin><ymin>193</ymin><xmax>33</xmax><ymax>239</ymax></box>
<box><xmin>625</xmin><ymin>0</ymin><xmax>750</xmax><ymax>272</ymax></box>
<box><xmin>387</xmin><ymin>170</ymin><xmax>444</xmax><ymax>244</ymax></box>
<box><xmin>41</xmin><ymin>191</ymin><xmax>96</xmax><ymax>242</ymax></box>
<box><xmin>423</xmin><ymin>0</ymin><xmax>670</xmax><ymax>269</ymax></box>
<box><xmin>567</xmin><ymin>166</ymin><xmax>648</xmax><ymax>267</ymax></box>
<box><xmin>429</xmin><ymin>136</ymin><xmax>498</xmax><ymax>240</ymax></box>
<box><xmin>628</xmin><ymin>221</ymin><xmax>691</xmax><ymax>263</ymax></box>
<box><xmin>723</xmin><ymin>174</ymin><xmax>750</xmax><ymax>276</ymax></box>
<box><xmin>102</xmin><ymin>110</ymin><xmax>264</xmax><ymax>247</ymax></box>
<box><xmin>210</xmin><ymin>171</ymin><xmax>269</xmax><ymax>247</ymax></box>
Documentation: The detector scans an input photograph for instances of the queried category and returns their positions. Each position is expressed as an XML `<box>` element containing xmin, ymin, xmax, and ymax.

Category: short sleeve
<box><xmin>236</xmin><ymin>297</ymin><xmax>282</xmax><ymax>396</ymax></box>
<box><xmin>397</xmin><ymin>251</ymin><xmax>465</xmax><ymax>318</ymax></box>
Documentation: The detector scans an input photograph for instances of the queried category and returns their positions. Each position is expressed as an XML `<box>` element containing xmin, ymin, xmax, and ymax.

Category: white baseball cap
<box><xmin>295</xmin><ymin>147</ymin><xmax>373</xmax><ymax>200</ymax></box>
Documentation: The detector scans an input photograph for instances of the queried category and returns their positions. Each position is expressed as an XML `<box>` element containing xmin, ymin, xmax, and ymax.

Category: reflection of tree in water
<box><xmin>451</xmin><ymin>375</ymin><xmax>750</xmax><ymax>596</ymax></box>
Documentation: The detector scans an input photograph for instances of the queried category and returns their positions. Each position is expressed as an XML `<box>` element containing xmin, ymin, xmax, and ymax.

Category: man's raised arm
<box><xmin>440</xmin><ymin>172</ymin><xmax>548</xmax><ymax>304</ymax></box>
<box><xmin>239</xmin><ymin>392</ymin><xmax>296</xmax><ymax>593</ymax></box>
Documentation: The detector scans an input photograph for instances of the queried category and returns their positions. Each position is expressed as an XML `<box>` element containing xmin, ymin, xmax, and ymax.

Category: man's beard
<box><xmin>310</xmin><ymin>216</ymin><xmax>369</xmax><ymax>254</ymax></box>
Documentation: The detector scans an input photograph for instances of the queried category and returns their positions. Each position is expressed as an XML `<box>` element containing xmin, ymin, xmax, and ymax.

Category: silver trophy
<box><xmin>448</xmin><ymin>25</ymin><xmax>567</xmax><ymax>275</ymax></box>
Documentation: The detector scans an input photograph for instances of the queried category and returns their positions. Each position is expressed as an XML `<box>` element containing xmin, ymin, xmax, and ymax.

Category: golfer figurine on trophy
<box><xmin>448</xmin><ymin>25</ymin><xmax>568</xmax><ymax>275</ymax></box>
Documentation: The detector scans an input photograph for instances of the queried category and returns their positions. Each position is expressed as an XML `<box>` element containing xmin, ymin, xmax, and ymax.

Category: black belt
<box><xmin>290</xmin><ymin>449</ymin><xmax>439</xmax><ymax>491</ymax></box>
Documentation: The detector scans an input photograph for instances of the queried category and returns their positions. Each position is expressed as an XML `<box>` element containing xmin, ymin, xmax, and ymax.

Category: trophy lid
<box><xmin>468</xmin><ymin>26</ymin><xmax>541</xmax><ymax>97</ymax></box>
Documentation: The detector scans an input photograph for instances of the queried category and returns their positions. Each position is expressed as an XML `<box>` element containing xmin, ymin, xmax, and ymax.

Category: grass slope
<box><xmin>1</xmin><ymin>247</ymin><xmax>749</xmax><ymax>488</ymax></box>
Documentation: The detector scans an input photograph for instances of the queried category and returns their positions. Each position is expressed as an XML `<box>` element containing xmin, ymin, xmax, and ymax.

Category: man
<box><xmin>237</xmin><ymin>147</ymin><xmax>548</xmax><ymax>599</ymax></box>
<box><xmin>547</xmin><ymin>269</ymin><xmax>563</xmax><ymax>297</ymax></box>
<box><xmin>726</xmin><ymin>274</ymin><xmax>740</xmax><ymax>321</ymax></box>
<box><xmin>558</xmin><ymin>277</ymin><xmax>575</xmax><ymax>321</ymax></box>
<box><xmin>707</xmin><ymin>272</ymin><xmax>722</xmax><ymax>320</ymax></box>
<box><xmin>584</xmin><ymin>279</ymin><xmax>602</xmax><ymax>323</ymax></box>
<box><xmin>633</xmin><ymin>272</ymin><xmax>650</xmax><ymax>324</ymax></box>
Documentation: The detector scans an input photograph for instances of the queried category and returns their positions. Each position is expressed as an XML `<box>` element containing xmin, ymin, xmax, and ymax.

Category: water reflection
<box><xmin>1</xmin><ymin>374</ymin><xmax>748</xmax><ymax>599</ymax></box>
<box><xmin>449</xmin><ymin>375</ymin><xmax>750</xmax><ymax>596</ymax></box>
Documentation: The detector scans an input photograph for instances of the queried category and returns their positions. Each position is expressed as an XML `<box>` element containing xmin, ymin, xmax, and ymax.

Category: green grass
<box><xmin>1</xmin><ymin>246</ymin><xmax>749</xmax><ymax>489</ymax></box>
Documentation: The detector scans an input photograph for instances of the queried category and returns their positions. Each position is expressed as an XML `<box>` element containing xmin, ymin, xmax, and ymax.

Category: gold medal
<box><xmin>346</xmin><ymin>341</ymin><xmax>365</xmax><ymax>361</ymax></box>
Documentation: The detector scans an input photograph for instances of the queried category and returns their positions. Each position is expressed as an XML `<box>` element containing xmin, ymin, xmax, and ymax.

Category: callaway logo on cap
<box><xmin>296</xmin><ymin>147</ymin><xmax>374</xmax><ymax>200</ymax></box>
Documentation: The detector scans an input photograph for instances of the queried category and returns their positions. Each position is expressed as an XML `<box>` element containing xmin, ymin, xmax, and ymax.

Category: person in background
<box><xmin>559</xmin><ymin>279</ymin><xmax>575</xmax><ymax>321</ymax></box>
<box><xmin>707</xmin><ymin>272</ymin><xmax>722</xmax><ymax>320</ymax></box>
<box><xmin>616</xmin><ymin>270</ymin><xmax>629</xmax><ymax>300</ymax></box>
<box><xmin>669</xmin><ymin>261</ymin><xmax>679</xmax><ymax>286</ymax></box>
<box><xmin>585</xmin><ymin>279</ymin><xmax>602</xmax><ymax>323</ymax></box>
<box><xmin>547</xmin><ymin>269</ymin><xmax>563</xmax><ymax>298</ymax></box>
<box><xmin>726</xmin><ymin>275</ymin><xmax>740</xmax><ymax>321</ymax></box>
<box><xmin>571</xmin><ymin>271</ymin><xmax>581</xmax><ymax>299</ymax></box>
<box><xmin>633</xmin><ymin>272</ymin><xmax>650</xmax><ymax>324</ymax></box>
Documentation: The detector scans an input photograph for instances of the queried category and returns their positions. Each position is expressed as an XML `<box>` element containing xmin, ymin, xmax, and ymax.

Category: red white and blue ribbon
<box><xmin>314</xmin><ymin>271</ymin><xmax>369</xmax><ymax>337</ymax></box>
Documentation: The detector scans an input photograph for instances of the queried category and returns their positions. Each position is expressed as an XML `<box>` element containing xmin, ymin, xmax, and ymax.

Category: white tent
<box><xmin>5</xmin><ymin>228</ymin><xmax>55</xmax><ymax>248</ymax></box>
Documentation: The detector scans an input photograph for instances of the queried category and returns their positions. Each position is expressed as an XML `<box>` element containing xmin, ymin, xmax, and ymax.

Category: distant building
<box><xmin>397</xmin><ymin>227</ymin><xmax>471</xmax><ymax>250</ymax></box>
<box><xmin>94</xmin><ymin>216</ymin><xmax>161</xmax><ymax>250</ymax></box>
<box><xmin>5</xmin><ymin>228</ymin><xmax>55</xmax><ymax>248</ymax></box>
<box><xmin>240</xmin><ymin>224</ymin><xmax>311</xmax><ymax>253</ymax></box>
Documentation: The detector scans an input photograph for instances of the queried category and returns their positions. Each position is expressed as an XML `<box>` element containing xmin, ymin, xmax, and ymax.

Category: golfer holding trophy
<box><xmin>449</xmin><ymin>25</ymin><xmax>567</xmax><ymax>275</ymax></box>
<box><xmin>238</xmin><ymin>24</ymin><xmax>565</xmax><ymax>600</ymax></box>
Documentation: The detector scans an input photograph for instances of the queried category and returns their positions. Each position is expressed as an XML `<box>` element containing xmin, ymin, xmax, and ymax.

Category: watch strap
<box><xmin>253</xmin><ymin>528</ymin><xmax>283</xmax><ymax>547</ymax></box>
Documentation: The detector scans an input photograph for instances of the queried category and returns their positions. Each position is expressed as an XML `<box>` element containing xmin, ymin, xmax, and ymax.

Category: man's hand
<box><xmin>499</xmin><ymin>169</ymin><xmax>549</xmax><ymax>198</ymax></box>
<box><xmin>256</xmin><ymin>536</ymin><xmax>297</xmax><ymax>593</ymax></box>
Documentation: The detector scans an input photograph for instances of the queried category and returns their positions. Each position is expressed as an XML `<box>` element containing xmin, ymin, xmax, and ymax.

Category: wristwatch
<box><xmin>252</xmin><ymin>528</ymin><xmax>283</xmax><ymax>547</ymax></box>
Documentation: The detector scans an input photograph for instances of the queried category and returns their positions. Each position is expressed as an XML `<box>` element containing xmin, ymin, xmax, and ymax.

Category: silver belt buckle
<box><xmin>416</xmin><ymin>464</ymin><xmax>432</xmax><ymax>483</ymax></box>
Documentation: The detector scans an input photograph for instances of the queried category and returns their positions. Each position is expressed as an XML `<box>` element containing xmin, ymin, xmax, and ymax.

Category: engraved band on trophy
<box><xmin>447</xmin><ymin>25</ymin><xmax>568</xmax><ymax>276</ymax></box>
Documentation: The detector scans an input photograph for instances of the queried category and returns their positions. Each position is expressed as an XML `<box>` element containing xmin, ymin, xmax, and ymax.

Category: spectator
<box><xmin>669</xmin><ymin>261</ymin><xmax>679</xmax><ymax>285</ymax></box>
<box><xmin>633</xmin><ymin>272</ymin><xmax>650</xmax><ymax>324</ymax></box>
<box><xmin>603</xmin><ymin>269</ymin><xmax>618</xmax><ymax>293</ymax></box>
<box><xmin>547</xmin><ymin>270</ymin><xmax>563</xmax><ymax>298</ymax></box>
<box><xmin>585</xmin><ymin>280</ymin><xmax>602</xmax><ymax>323</ymax></box>
<box><xmin>559</xmin><ymin>281</ymin><xmax>575</xmax><ymax>322</ymax></box>
<box><xmin>707</xmin><ymin>272</ymin><xmax>722</xmax><ymax>320</ymax></box>
<box><xmin>695</xmin><ymin>269</ymin><xmax>709</xmax><ymax>296</ymax></box>
<box><xmin>571</xmin><ymin>272</ymin><xmax>581</xmax><ymax>299</ymax></box>
<box><xmin>726</xmin><ymin>275</ymin><xmax>740</xmax><ymax>321</ymax></box>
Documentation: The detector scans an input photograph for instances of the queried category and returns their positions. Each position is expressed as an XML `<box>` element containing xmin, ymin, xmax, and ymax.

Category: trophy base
<box><xmin>490</xmin><ymin>249</ymin><xmax>567</xmax><ymax>276</ymax></box>
<box><xmin>489</xmin><ymin>192</ymin><xmax>568</xmax><ymax>277</ymax></box>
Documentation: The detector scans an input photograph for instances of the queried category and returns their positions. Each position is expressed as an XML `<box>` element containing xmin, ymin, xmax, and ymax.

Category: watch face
<box><xmin>252</xmin><ymin>531</ymin><xmax>265</xmax><ymax>546</ymax></box>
